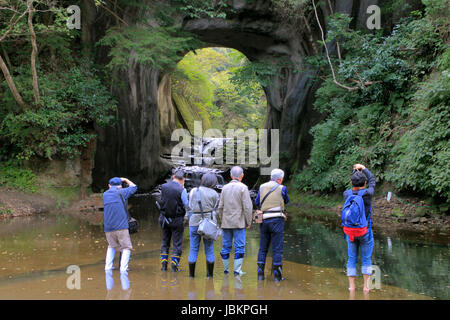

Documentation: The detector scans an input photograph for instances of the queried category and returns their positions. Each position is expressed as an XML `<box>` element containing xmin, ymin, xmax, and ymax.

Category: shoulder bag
<box><xmin>118</xmin><ymin>191</ymin><xmax>139</xmax><ymax>234</ymax></box>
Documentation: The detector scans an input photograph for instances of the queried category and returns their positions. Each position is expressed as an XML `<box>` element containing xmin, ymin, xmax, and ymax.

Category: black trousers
<box><xmin>159</xmin><ymin>215</ymin><xmax>184</xmax><ymax>257</ymax></box>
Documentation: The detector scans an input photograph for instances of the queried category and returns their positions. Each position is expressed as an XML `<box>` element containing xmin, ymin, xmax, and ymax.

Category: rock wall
<box><xmin>83</xmin><ymin>0</ymin><xmax>381</xmax><ymax>190</ymax></box>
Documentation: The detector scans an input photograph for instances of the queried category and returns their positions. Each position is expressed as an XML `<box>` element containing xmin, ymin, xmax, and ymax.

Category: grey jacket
<box><xmin>218</xmin><ymin>179</ymin><xmax>253</xmax><ymax>229</ymax></box>
<box><xmin>187</xmin><ymin>186</ymin><xmax>219</xmax><ymax>227</ymax></box>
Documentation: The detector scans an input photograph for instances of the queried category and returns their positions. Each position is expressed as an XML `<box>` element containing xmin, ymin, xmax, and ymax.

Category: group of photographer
<box><xmin>102</xmin><ymin>163</ymin><xmax>375</xmax><ymax>293</ymax></box>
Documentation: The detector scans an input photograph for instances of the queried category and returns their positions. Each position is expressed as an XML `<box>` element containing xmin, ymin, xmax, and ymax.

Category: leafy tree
<box><xmin>294</xmin><ymin>1</ymin><xmax>449</xmax><ymax>202</ymax></box>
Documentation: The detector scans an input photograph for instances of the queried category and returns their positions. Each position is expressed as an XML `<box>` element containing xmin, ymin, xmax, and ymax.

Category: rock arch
<box><xmin>85</xmin><ymin>0</ymin><xmax>376</xmax><ymax>190</ymax></box>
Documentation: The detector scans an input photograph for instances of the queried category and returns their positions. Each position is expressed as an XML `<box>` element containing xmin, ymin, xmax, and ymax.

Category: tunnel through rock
<box><xmin>88</xmin><ymin>0</ymin><xmax>372</xmax><ymax>191</ymax></box>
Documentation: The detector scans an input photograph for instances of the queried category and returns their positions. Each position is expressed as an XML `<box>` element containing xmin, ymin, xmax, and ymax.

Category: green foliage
<box><xmin>171</xmin><ymin>48</ymin><xmax>266</xmax><ymax>131</ymax></box>
<box><xmin>0</xmin><ymin>162</ymin><xmax>37</xmax><ymax>193</ymax></box>
<box><xmin>386</xmin><ymin>70</ymin><xmax>450</xmax><ymax>200</ymax></box>
<box><xmin>171</xmin><ymin>0</ymin><xmax>230</xmax><ymax>19</ymax></box>
<box><xmin>0</xmin><ymin>63</ymin><xmax>117</xmax><ymax>160</ymax></box>
<box><xmin>294</xmin><ymin>4</ymin><xmax>450</xmax><ymax>201</ymax></box>
<box><xmin>97</xmin><ymin>25</ymin><xmax>202</xmax><ymax>72</ymax></box>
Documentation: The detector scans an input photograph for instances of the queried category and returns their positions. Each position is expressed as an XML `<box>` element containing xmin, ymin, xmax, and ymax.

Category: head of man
<box><xmin>230</xmin><ymin>166</ymin><xmax>244</xmax><ymax>181</ymax></box>
<box><xmin>351</xmin><ymin>170</ymin><xmax>367</xmax><ymax>189</ymax></box>
<box><xmin>108</xmin><ymin>177</ymin><xmax>122</xmax><ymax>189</ymax></box>
<box><xmin>201</xmin><ymin>173</ymin><xmax>218</xmax><ymax>189</ymax></box>
<box><xmin>173</xmin><ymin>170</ymin><xmax>185</xmax><ymax>185</ymax></box>
<box><xmin>271</xmin><ymin>168</ymin><xmax>284</xmax><ymax>184</ymax></box>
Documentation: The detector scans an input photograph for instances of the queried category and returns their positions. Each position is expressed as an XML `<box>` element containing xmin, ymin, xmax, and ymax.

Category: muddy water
<box><xmin>0</xmin><ymin>196</ymin><xmax>447</xmax><ymax>300</ymax></box>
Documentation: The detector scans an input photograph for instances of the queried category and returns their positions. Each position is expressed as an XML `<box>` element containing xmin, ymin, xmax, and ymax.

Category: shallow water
<box><xmin>0</xmin><ymin>196</ymin><xmax>447</xmax><ymax>300</ymax></box>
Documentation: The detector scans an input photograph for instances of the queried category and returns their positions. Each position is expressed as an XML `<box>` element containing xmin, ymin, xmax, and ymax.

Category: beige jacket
<box><xmin>218</xmin><ymin>179</ymin><xmax>253</xmax><ymax>229</ymax></box>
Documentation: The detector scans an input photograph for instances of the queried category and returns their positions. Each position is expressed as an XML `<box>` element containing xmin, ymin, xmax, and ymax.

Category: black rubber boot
<box><xmin>161</xmin><ymin>254</ymin><xmax>168</xmax><ymax>271</ymax></box>
<box><xmin>171</xmin><ymin>262</ymin><xmax>180</xmax><ymax>272</ymax></box>
<box><xmin>273</xmin><ymin>264</ymin><xmax>285</xmax><ymax>282</ymax></box>
<box><xmin>206</xmin><ymin>261</ymin><xmax>214</xmax><ymax>278</ymax></box>
<box><xmin>189</xmin><ymin>262</ymin><xmax>196</xmax><ymax>278</ymax></box>
<box><xmin>257</xmin><ymin>263</ymin><xmax>265</xmax><ymax>281</ymax></box>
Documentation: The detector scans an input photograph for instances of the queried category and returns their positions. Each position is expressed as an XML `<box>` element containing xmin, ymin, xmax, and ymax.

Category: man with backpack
<box><xmin>341</xmin><ymin>163</ymin><xmax>376</xmax><ymax>293</ymax></box>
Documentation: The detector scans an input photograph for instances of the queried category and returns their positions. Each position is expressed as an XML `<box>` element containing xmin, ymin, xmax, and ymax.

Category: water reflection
<box><xmin>105</xmin><ymin>270</ymin><xmax>132</xmax><ymax>300</ymax></box>
<box><xmin>0</xmin><ymin>198</ymin><xmax>447</xmax><ymax>300</ymax></box>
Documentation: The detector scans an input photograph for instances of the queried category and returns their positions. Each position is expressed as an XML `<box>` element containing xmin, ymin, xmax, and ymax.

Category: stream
<box><xmin>0</xmin><ymin>194</ymin><xmax>448</xmax><ymax>300</ymax></box>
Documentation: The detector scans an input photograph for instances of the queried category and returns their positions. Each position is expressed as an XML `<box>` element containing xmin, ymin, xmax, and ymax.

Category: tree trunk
<box><xmin>0</xmin><ymin>53</ymin><xmax>26</xmax><ymax>111</ymax></box>
<box><xmin>27</xmin><ymin>0</ymin><xmax>40</xmax><ymax>104</ymax></box>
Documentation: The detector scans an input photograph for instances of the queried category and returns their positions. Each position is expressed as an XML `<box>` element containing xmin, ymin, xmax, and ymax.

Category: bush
<box><xmin>293</xmin><ymin>5</ymin><xmax>449</xmax><ymax>202</ymax></box>
<box><xmin>0</xmin><ymin>162</ymin><xmax>37</xmax><ymax>193</ymax></box>
<box><xmin>0</xmin><ymin>63</ymin><xmax>117</xmax><ymax>160</ymax></box>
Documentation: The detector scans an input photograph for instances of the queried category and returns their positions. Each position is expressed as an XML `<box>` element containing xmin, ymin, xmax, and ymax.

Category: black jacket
<box><xmin>160</xmin><ymin>180</ymin><xmax>186</xmax><ymax>218</ymax></box>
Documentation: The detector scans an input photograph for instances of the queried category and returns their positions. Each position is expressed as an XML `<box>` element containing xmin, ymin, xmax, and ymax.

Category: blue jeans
<box><xmin>188</xmin><ymin>226</ymin><xmax>215</xmax><ymax>263</ymax></box>
<box><xmin>346</xmin><ymin>228</ymin><xmax>374</xmax><ymax>276</ymax></box>
<box><xmin>257</xmin><ymin>217</ymin><xmax>284</xmax><ymax>266</ymax></box>
<box><xmin>220</xmin><ymin>228</ymin><xmax>246</xmax><ymax>260</ymax></box>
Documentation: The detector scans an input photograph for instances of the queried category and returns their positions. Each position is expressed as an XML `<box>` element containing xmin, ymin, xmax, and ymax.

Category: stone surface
<box><xmin>82</xmin><ymin>0</ymin><xmax>386</xmax><ymax>191</ymax></box>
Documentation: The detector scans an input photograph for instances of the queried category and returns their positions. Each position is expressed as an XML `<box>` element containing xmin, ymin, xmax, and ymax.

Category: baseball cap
<box><xmin>109</xmin><ymin>177</ymin><xmax>122</xmax><ymax>186</ymax></box>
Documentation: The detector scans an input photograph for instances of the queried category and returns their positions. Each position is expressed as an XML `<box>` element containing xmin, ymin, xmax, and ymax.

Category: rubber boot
<box><xmin>273</xmin><ymin>264</ymin><xmax>285</xmax><ymax>282</ymax></box>
<box><xmin>189</xmin><ymin>262</ymin><xmax>196</xmax><ymax>278</ymax></box>
<box><xmin>222</xmin><ymin>258</ymin><xmax>230</xmax><ymax>274</ymax></box>
<box><xmin>105</xmin><ymin>247</ymin><xmax>116</xmax><ymax>271</ymax></box>
<box><xmin>233</xmin><ymin>258</ymin><xmax>246</xmax><ymax>276</ymax></box>
<box><xmin>119</xmin><ymin>249</ymin><xmax>131</xmax><ymax>274</ymax></box>
<box><xmin>206</xmin><ymin>261</ymin><xmax>214</xmax><ymax>278</ymax></box>
<box><xmin>257</xmin><ymin>263</ymin><xmax>265</xmax><ymax>281</ymax></box>
<box><xmin>171</xmin><ymin>256</ymin><xmax>181</xmax><ymax>272</ymax></box>
<box><xmin>161</xmin><ymin>254</ymin><xmax>168</xmax><ymax>271</ymax></box>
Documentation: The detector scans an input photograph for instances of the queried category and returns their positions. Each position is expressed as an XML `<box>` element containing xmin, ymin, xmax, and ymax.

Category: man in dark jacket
<box><xmin>103</xmin><ymin>177</ymin><xmax>138</xmax><ymax>274</ymax></box>
<box><xmin>159</xmin><ymin>170</ymin><xmax>189</xmax><ymax>272</ymax></box>
<box><xmin>343</xmin><ymin>164</ymin><xmax>376</xmax><ymax>293</ymax></box>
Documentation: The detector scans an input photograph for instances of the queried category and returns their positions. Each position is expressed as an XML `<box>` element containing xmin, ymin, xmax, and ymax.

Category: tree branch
<box><xmin>0</xmin><ymin>5</ymin><xmax>29</xmax><ymax>42</ymax></box>
<box><xmin>0</xmin><ymin>53</ymin><xmax>26</xmax><ymax>111</ymax></box>
<box><xmin>27</xmin><ymin>0</ymin><xmax>40</xmax><ymax>104</ymax></box>
<box><xmin>312</xmin><ymin>0</ymin><xmax>358</xmax><ymax>91</ymax></box>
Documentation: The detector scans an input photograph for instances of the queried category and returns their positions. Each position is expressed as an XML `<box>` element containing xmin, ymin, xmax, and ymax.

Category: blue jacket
<box><xmin>343</xmin><ymin>168</ymin><xmax>376</xmax><ymax>225</ymax></box>
<box><xmin>103</xmin><ymin>185</ymin><xmax>138</xmax><ymax>232</ymax></box>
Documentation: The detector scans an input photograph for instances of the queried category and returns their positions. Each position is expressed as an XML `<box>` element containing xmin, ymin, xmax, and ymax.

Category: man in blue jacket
<box><xmin>103</xmin><ymin>177</ymin><xmax>137</xmax><ymax>274</ymax></box>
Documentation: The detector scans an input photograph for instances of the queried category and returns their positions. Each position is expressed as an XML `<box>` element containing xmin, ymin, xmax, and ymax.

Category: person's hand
<box><xmin>353</xmin><ymin>164</ymin><xmax>366</xmax><ymax>171</ymax></box>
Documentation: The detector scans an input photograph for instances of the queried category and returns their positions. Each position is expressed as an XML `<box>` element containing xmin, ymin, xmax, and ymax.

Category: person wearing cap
<box><xmin>217</xmin><ymin>166</ymin><xmax>253</xmax><ymax>276</ymax></box>
<box><xmin>158</xmin><ymin>170</ymin><xmax>189</xmax><ymax>272</ymax></box>
<box><xmin>103</xmin><ymin>177</ymin><xmax>138</xmax><ymax>273</ymax></box>
<box><xmin>254</xmin><ymin>168</ymin><xmax>289</xmax><ymax>282</ymax></box>
<box><xmin>344</xmin><ymin>163</ymin><xmax>376</xmax><ymax>293</ymax></box>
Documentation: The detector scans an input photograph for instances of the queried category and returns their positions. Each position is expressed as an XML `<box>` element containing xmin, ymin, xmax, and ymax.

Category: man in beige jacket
<box><xmin>218</xmin><ymin>166</ymin><xmax>253</xmax><ymax>276</ymax></box>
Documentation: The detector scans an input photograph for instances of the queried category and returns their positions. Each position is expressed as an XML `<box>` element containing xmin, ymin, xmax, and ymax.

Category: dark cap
<box><xmin>351</xmin><ymin>171</ymin><xmax>366</xmax><ymax>187</ymax></box>
<box><xmin>109</xmin><ymin>177</ymin><xmax>122</xmax><ymax>186</ymax></box>
<box><xmin>173</xmin><ymin>170</ymin><xmax>185</xmax><ymax>180</ymax></box>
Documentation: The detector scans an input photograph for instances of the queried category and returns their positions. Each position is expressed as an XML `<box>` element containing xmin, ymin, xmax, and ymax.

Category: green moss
<box><xmin>172</xmin><ymin>92</ymin><xmax>212</xmax><ymax>134</ymax></box>
<box><xmin>0</xmin><ymin>163</ymin><xmax>37</xmax><ymax>193</ymax></box>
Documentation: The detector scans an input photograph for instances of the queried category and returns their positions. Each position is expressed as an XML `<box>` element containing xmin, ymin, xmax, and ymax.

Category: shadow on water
<box><xmin>0</xmin><ymin>195</ymin><xmax>447</xmax><ymax>300</ymax></box>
